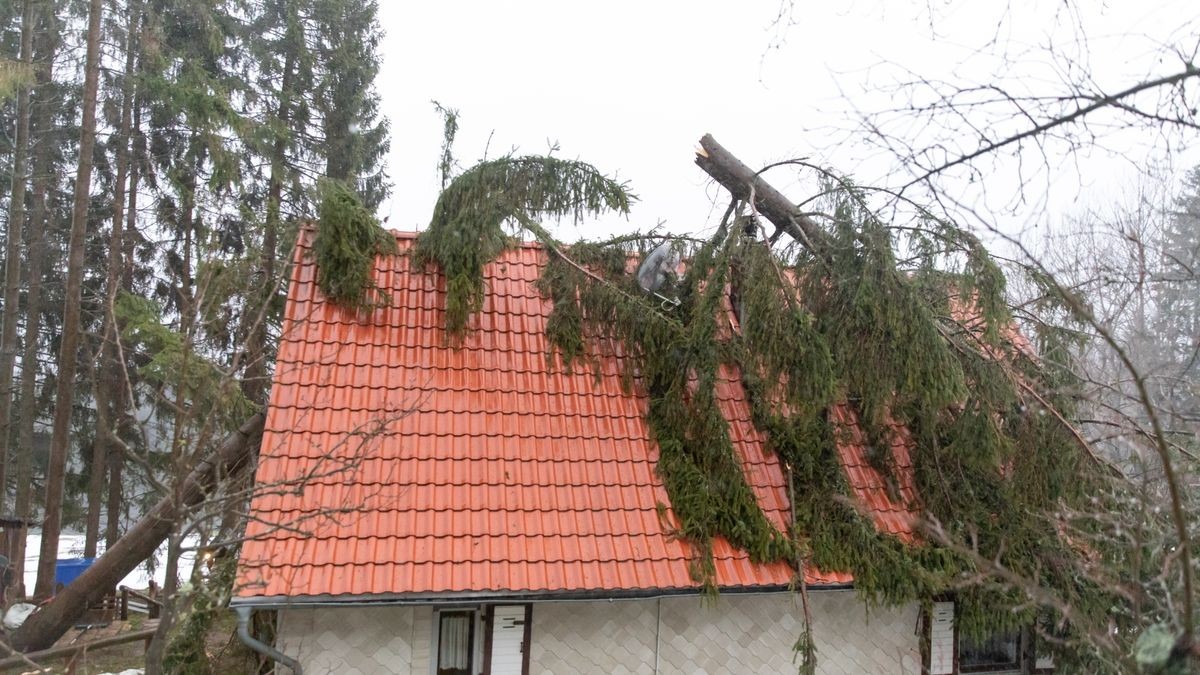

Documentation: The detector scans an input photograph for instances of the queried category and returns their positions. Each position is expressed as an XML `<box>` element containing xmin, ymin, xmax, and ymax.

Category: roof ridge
<box><xmin>385</xmin><ymin>229</ymin><xmax>547</xmax><ymax>250</ymax></box>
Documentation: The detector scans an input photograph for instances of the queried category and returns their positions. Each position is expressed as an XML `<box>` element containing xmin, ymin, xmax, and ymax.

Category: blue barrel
<box><xmin>54</xmin><ymin>557</ymin><xmax>96</xmax><ymax>591</ymax></box>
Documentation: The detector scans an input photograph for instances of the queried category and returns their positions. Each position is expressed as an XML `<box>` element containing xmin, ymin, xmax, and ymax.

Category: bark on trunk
<box><xmin>14</xmin><ymin>0</ymin><xmax>60</xmax><ymax>599</ymax></box>
<box><xmin>0</xmin><ymin>0</ymin><xmax>37</xmax><ymax>513</ymax></box>
<box><xmin>241</xmin><ymin>48</ymin><xmax>295</xmax><ymax>407</ymax></box>
<box><xmin>86</xmin><ymin>0</ymin><xmax>140</xmax><ymax>558</ymax></box>
<box><xmin>143</xmin><ymin>530</ymin><xmax>181</xmax><ymax>674</ymax></box>
<box><xmin>109</xmin><ymin>20</ymin><xmax>147</xmax><ymax>552</ymax></box>
<box><xmin>10</xmin><ymin>412</ymin><xmax>265</xmax><ymax>652</ymax></box>
<box><xmin>84</xmin><ymin>343</ymin><xmax>107</xmax><ymax>557</ymax></box>
<box><xmin>33</xmin><ymin>0</ymin><xmax>105</xmax><ymax>599</ymax></box>
<box><xmin>694</xmin><ymin>134</ymin><xmax>832</xmax><ymax>259</ymax></box>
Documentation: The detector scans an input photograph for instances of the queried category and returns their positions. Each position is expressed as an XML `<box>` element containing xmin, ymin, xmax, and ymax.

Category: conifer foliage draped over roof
<box><xmin>243</xmin><ymin>149</ymin><xmax>1124</xmax><ymax>673</ymax></box>
<box><xmin>405</xmin><ymin>151</ymin><xmax>1120</xmax><ymax>672</ymax></box>
<box><xmin>237</xmin><ymin>229</ymin><xmax>921</xmax><ymax>600</ymax></box>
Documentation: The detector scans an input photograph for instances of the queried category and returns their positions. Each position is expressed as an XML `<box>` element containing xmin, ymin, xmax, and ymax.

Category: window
<box><xmin>431</xmin><ymin>605</ymin><xmax>531</xmax><ymax>675</ymax></box>
<box><xmin>960</xmin><ymin>628</ymin><xmax>1021</xmax><ymax>673</ymax></box>
<box><xmin>437</xmin><ymin>610</ymin><xmax>476</xmax><ymax>675</ymax></box>
<box><xmin>927</xmin><ymin>600</ymin><xmax>1048</xmax><ymax>674</ymax></box>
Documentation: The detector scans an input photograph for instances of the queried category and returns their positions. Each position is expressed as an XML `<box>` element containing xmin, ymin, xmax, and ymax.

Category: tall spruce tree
<box><xmin>0</xmin><ymin>0</ymin><xmax>35</xmax><ymax>512</ymax></box>
<box><xmin>313</xmin><ymin>0</ymin><xmax>389</xmax><ymax>208</ymax></box>
<box><xmin>0</xmin><ymin>0</ymin><xmax>396</xmax><ymax>638</ymax></box>
<box><xmin>137</xmin><ymin>0</ymin><xmax>256</xmax><ymax>667</ymax></box>
<box><xmin>34</xmin><ymin>0</ymin><xmax>103</xmax><ymax>599</ymax></box>
<box><xmin>1155</xmin><ymin>167</ymin><xmax>1200</xmax><ymax>417</ymax></box>
<box><xmin>237</xmin><ymin>0</ymin><xmax>314</xmax><ymax>405</ymax></box>
<box><xmin>14</xmin><ymin>0</ymin><xmax>67</xmax><ymax>598</ymax></box>
<box><xmin>84</xmin><ymin>0</ymin><xmax>142</xmax><ymax>556</ymax></box>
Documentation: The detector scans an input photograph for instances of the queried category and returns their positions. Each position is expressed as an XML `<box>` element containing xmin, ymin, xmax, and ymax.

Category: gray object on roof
<box><xmin>636</xmin><ymin>240</ymin><xmax>681</xmax><ymax>294</ymax></box>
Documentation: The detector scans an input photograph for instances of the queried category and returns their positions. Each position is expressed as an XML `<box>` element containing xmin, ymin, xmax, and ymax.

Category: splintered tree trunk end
<box><xmin>694</xmin><ymin>134</ymin><xmax>831</xmax><ymax>259</ymax></box>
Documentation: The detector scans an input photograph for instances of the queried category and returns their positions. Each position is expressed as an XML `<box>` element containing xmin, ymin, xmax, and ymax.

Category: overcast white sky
<box><xmin>373</xmin><ymin>0</ymin><xmax>1199</xmax><ymax>243</ymax></box>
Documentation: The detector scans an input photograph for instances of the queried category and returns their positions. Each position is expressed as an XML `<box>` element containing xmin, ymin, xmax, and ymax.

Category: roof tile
<box><xmin>236</xmin><ymin>232</ymin><xmax>918</xmax><ymax>602</ymax></box>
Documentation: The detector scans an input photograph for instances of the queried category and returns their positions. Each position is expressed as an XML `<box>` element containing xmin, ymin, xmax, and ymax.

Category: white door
<box><xmin>929</xmin><ymin>601</ymin><xmax>955</xmax><ymax>675</ymax></box>
<box><xmin>489</xmin><ymin>605</ymin><xmax>528</xmax><ymax>675</ymax></box>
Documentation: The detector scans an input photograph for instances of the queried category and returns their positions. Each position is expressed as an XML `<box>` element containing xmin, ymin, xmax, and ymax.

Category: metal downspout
<box><xmin>235</xmin><ymin>606</ymin><xmax>303</xmax><ymax>675</ymax></box>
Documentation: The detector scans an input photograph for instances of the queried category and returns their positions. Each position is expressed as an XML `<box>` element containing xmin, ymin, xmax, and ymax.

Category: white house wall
<box><xmin>528</xmin><ymin>598</ymin><xmax>659</xmax><ymax>673</ymax></box>
<box><xmin>660</xmin><ymin>592</ymin><xmax>919</xmax><ymax>674</ymax></box>
<box><xmin>274</xmin><ymin>591</ymin><xmax>920</xmax><ymax>675</ymax></box>
<box><xmin>275</xmin><ymin>604</ymin><xmax>432</xmax><ymax>675</ymax></box>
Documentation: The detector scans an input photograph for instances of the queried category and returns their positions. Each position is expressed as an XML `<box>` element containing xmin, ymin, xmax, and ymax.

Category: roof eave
<box><xmin>229</xmin><ymin>582</ymin><xmax>854</xmax><ymax>610</ymax></box>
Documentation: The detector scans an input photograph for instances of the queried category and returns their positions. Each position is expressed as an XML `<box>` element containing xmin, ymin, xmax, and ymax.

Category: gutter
<box><xmin>230</xmin><ymin>582</ymin><xmax>855</xmax><ymax>610</ymax></box>
<box><xmin>235</xmin><ymin>605</ymin><xmax>303</xmax><ymax>675</ymax></box>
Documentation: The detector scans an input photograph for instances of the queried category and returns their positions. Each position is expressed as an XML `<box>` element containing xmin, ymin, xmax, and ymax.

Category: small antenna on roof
<box><xmin>636</xmin><ymin>240</ymin><xmax>682</xmax><ymax>310</ymax></box>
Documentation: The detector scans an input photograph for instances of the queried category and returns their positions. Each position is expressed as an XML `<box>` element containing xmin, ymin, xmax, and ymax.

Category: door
<box><xmin>929</xmin><ymin>600</ymin><xmax>955</xmax><ymax>675</ymax></box>
<box><xmin>487</xmin><ymin>605</ymin><xmax>530</xmax><ymax>675</ymax></box>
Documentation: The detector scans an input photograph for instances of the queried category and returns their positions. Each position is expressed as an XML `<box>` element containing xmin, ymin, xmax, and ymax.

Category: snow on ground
<box><xmin>21</xmin><ymin>532</ymin><xmax>198</xmax><ymax>591</ymax></box>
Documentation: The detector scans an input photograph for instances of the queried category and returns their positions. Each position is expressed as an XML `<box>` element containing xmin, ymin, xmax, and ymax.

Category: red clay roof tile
<box><xmin>235</xmin><ymin>232</ymin><xmax>918</xmax><ymax>602</ymax></box>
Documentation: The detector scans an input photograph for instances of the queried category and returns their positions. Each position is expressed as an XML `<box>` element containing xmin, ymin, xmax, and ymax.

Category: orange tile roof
<box><xmin>234</xmin><ymin>232</ymin><xmax>917</xmax><ymax>603</ymax></box>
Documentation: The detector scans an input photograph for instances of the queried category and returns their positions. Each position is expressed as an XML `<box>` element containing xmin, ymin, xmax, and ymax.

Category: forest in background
<box><xmin>0</xmin><ymin>0</ymin><xmax>387</xmax><ymax>665</ymax></box>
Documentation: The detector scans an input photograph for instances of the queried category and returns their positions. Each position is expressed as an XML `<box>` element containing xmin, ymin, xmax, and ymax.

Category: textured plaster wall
<box><xmin>276</xmin><ymin>605</ymin><xmax>432</xmax><ymax>675</ymax></box>
<box><xmin>527</xmin><ymin>599</ymin><xmax>659</xmax><ymax>674</ymax></box>
<box><xmin>276</xmin><ymin>591</ymin><xmax>920</xmax><ymax>675</ymax></box>
<box><xmin>529</xmin><ymin>591</ymin><xmax>920</xmax><ymax>675</ymax></box>
<box><xmin>660</xmin><ymin>591</ymin><xmax>920</xmax><ymax>674</ymax></box>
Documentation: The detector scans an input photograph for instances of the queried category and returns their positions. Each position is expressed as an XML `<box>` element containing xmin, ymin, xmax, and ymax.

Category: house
<box><xmin>232</xmin><ymin>230</ymin><xmax>1037</xmax><ymax>674</ymax></box>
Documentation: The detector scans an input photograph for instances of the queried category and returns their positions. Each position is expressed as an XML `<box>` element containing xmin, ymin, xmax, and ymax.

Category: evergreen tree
<box><xmin>85</xmin><ymin>0</ymin><xmax>142</xmax><ymax>556</ymax></box>
<box><xmin>312</xmin><ymin>0</ymin><xmax>389</xmax><ymax>208</ymax></box>
<box><xmin>34</xmin><ymin>0</ymin><xmax>103</xmax><ymax>599</ymax></box>
<box><xmin>1155</xmin><ymin>167</ymin><xmax>1200</xmax><ymax>419</ymax></box>
<box><xmin>0</xmin><ymin>0</ymin><xmax>35</xmax><ymax>512</ymax></box>
<box><xmin>133</xmin><ymin>1</ymin><xmax>262</xmax><ymax>666</ymax></box>
<box><xmin>1</xmin><ymin>0</ymin><xmax>393</xmax><ymax>651</ymax></box>
<box><xmin>13</xmin><ymin>0</ymin><xmax>68</xmax><ymax>597</ymax></box>
<box><xmin>236</xmin><ymin>0</ymin><xmax>314</xmax><ymax>404</ymax></box>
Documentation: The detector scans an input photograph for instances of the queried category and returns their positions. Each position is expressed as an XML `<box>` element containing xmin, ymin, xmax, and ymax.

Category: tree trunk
<box><xmin>143</xmin><ymin>529</ymin><xmax>181</xmax><ymax>675</ymax></box>
<box><xmin>694</xmin><ymin>134</ymin><xmax>832</xmax><ymax>259</ymax></box>
<box><xmin>242</xmin><ymin>48</ymin><xmax>296</xmax><ymax>406</ymax></box>
<box><xmin>109</xmin><ymin>16</ymin><xmax>148</xmax><ymax>552</ymax></box>
<box><xmin>0</xmin><ymin>0</ymin><xmax>37</xmax><ymax>513</ymax></box>
<box><xmin>84</xmin><ymin>343</ymin><xmax>107</xmax><ymax>558</ymax></box>
<box><xmin>145</xmin><ymin>160</ymin><xmax>201</xmax><ymax>668</ymax></box>
<box><xmin>86</xmin><ymin>0</ymin><xmax>140</xmax><ymax>559</ymax></box>
<box><xmin>14</xmin><ymin>0</ymin><xmax>60</xmax><ymax>599</ymax></box>
<box><xmin>178</xmin><ymin>156</ymin><xmax>197</xmax><ymax>332</ymax></box>
<box><xmin>33</xmin><ymin>0</ymin><xmax>104</xmax><ymax>599</ymax></box>
<box><xmin>10</xmin><ymin>412</ymin><xmax>264</xmax><ymax>652</ymax></box>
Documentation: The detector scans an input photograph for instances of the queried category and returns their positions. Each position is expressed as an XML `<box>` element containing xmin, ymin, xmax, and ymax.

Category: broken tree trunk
<box><xmin>694</xmin><ymin>134</ymin><xmax>832</xmax><ymax>260</ymax></box>
<box><xmin>9</xmin><ymin>413</ymin><xmax>265</xmax><ymax>653</ymax></box>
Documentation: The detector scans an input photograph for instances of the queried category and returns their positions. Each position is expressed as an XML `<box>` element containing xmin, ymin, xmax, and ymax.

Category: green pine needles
<box><xmin>313</xmin><ymin>179</ymin><xmax>398</xmax><ymax>310</ymax></box>
<box><xmin>414</xmin><ymin>154</ymin><xmax>1124</xmax><ymax>671</ymax></box>
<box><xmin>413</xmin><ymin>155</ymin><xmax>633</xmax><ymax>337</ymax></box>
